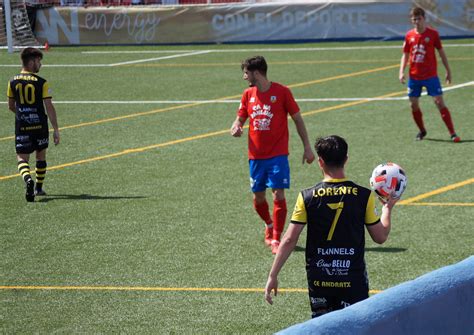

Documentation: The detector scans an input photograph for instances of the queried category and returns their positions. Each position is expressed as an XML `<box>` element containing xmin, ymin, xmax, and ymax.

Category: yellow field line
<box><xmin>399</xmin><ymin>178</ymin><xmax>474</xmax><ymax>204</ymax></box>
<box><xmin>0</xmin><ymin>285</ymin><xmax>381</xmax><ymax>294</ymax></box>
<box><xmin>0</xmin><ymin>88</ymin><xmax>405</xmax><ymax>181</ymax></box>
<box><xmin>0</xmin><ymin>130</ymin><xmax>229</xmax><ymax>181</ymax></box>
<box><xmin>0</xmin><ymin>64</ymin><xmax>398</xmax><ymax>143</ymax></box>
<box><xmin>289</xmin><ymin>65</ymin><xmax>399</xmax><ymax>89</ymax></box>
<box><xmin>400</xmin><ymin>202</ymin><xmax>474</xmax><ymax>207</ymax></box>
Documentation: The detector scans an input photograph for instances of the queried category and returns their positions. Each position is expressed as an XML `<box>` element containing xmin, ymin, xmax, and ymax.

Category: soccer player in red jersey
<box><xmin>399</xmin><ymin>7</ymin><xmax>460</xmax><ymax>142</ymax></box>
<box><xmin>230</xmin><ymin>56</ymin><xmax>315</xmax><ymax>254</ymax></box>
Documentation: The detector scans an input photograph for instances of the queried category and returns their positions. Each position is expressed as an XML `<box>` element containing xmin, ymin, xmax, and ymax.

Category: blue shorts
<box><xmin>249</xmin><ymin>155</ymin><xmax>290</xmax><ymax>193</ymax></box>
<box><xmin>407</xmin><ymin>76</ymin><xmax>443</xmax><ymax>97</ymax></box>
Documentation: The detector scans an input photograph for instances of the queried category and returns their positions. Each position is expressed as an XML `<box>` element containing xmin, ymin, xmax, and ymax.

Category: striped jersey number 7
<box><xmin>326</xmin><ymin>202</ymin><xmax>344</xmax><ymax>241</ymax></box>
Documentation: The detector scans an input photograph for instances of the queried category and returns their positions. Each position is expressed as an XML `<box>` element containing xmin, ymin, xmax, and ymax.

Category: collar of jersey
<box><xmin>21</xmin><ymin>70</ymin><xmax>33</xmax><ymax>74</ymax></box>
<box><xmin>323</xmin><ymin>178</ymin><xmax>348</xmax><ymax>183</ymax></box>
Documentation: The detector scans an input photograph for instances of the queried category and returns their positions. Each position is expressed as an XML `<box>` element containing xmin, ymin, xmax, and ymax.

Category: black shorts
<box><xmin>307</xmin><ymin>272</ymin><xmax>369</xmax><ymax>318</ymax></box>
<box><xmin>15</xmin><ymin>132</ymin><xmax>49</xmax><ymax>154</ymax></box>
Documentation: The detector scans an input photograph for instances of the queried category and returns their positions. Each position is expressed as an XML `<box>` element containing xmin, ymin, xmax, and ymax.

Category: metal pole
<box><xmin>4</xmin><ymin>0</ymin><xmax>14</xmax><ymax>53</ymax></box>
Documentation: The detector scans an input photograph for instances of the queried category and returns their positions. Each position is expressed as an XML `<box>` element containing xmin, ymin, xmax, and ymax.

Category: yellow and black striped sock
<box><xmin>17</xmin><ymin>160</ymin><xmax>32</xmax><ymax>182</ymax></box>
<box><xmin>35</xmin><ymin>160</ymin><xmax>47</xmax><ymax>191</ymax></box>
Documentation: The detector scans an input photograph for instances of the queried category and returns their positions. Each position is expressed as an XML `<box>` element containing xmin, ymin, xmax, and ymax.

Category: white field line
<box><xmin>108</xmin><ymin>50</ymin><xmax>213</xmax><ymax>66</ymax></box>
<box><xmin>0</xmin><ymin>50</ymin><xmax>213</xmax><ymax>68</ymax></box>
<box><xmin>1</xmin><ymin>81</ymin><xmax>471</xmax><ymax>105</ymax></box>
<box><xmin>81</xmin><ymin>44</ymin><xmax>474</xmax><ymax>54</ymax></box>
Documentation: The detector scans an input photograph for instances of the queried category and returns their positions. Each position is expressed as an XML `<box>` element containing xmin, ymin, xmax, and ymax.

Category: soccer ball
<box><xmin>370</xmin><ymin>163</ymin><xmax>407</xmax><ymax>200</ymax></box>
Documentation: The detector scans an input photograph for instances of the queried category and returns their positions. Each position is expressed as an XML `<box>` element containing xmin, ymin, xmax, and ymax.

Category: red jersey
<box><xmin>403</xmin><ymin>27</ymin><xmax>442</xmax><ymax>80</ymax></box>
<box><xmin>238</xmin><ymin>82</ymin><xmax>299</xmax><ymax>160</ymax></box>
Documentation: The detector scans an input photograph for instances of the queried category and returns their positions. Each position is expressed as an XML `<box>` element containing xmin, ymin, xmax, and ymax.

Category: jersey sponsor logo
<box><xmin>38</xmin><ymin>138</ymin><xmax>49</xmax><ymax>146</ymax></box>
<box><xmin>19</xmin><ymin>113</ymin><xmax>40</xmax><ymax>125</ymax></box>
<box><xmin>312</xmin><ymin>186</ymin><xmax>358</xmax><ymax>198</ymax></box>
<box><xmin>316</xmin><ymin>259</ymin><xmax>351</xmax><ymax>276</ymax></box>
<box><xmin>341</xmin><ymin>301</ymin><xmax>351</xmax><ymax>308</ymax></box>
<box><xmin>313</xmin><ymin>280</ymin><xmax>351</xmax><ymax>288</ymax></box>
<box><xmin>20</xmin><ymin>125</ymin><xmax>43</xmax><ymax>131</ymax></box>
<box><xmin>317</xmin><ymin>248</ymin><xmax>355</xmax><ymax>255</ymax></box>
<box><xmin>18</xmin><ymin>107</ymin><xmax>38</xmax><ymax>113</ymax></box>
<box><xmin>412</xmin><ymin>44</ymin><xmax>426</xmax><ymax>63</ymax></box>
<box><xmin>310</xmin><ymin>297</ymin><xmax>327</xmax><ymax>308</ymax></box>
<box><xmin>250</xmin><ymin>177</ymin><xmax>256</xmax><ymax>188</ymax></box>
<box><xmin>16</xmin><ymin>135</ymin><xmax>30</xmax><ymax>142</ymax></box>
<box><xmin>251</xmin><ymin>104</ymin><xmax>273</xmax><ymax>131</ymax></box>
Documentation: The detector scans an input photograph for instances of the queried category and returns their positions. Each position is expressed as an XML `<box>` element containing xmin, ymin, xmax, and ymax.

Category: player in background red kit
<box><xmin>399</xmin><ymin>7</ymin><xmax>460</xmax><ymax>142</ymax></box>
<box><xmin>230</xmin><ymin>56</ymin><xmax>315</xmax><ymax>254</ymax></box>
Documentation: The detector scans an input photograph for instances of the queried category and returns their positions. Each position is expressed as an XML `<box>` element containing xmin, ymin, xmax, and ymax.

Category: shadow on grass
<box><xmin>365</xmin><ymin>247</ymin><xmax>407</xmax><ymax>253</ymax></box>
<box><xmin>294</xmin><ymin>245</ymin><xmax>306</xmax><ymax>252</ymax></box>
<box><xmin>425</xmin><ymin>138</ymin><xmax>473</xmax><ymax>143</ymax></box>
<box><xmin>36</xmin><ymin>194</ymin><xmax>147</xmax><ymax>203</ymax></box>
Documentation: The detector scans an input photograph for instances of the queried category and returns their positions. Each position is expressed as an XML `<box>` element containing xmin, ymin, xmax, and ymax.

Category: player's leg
<box><xmin>250</xmin><ymin>159</ymin><xmax>273</xmax><ymax>246</ymax></box>
<box><xmin>17</xmin><ymin>153</ymin><xmax>35</xmax><ymax>202</ymax></box>
<box><xmin>16</xmin><ymin>134</ymin><xmax>35</xmax><ymax>202</ymax></box>
<box><xmin>268</xmin><ymin>155</ymin><xmax>290</xmax><ymax>254</ymax></box>
<box><xmin>34</xmin><ymin>148</ymin><xmax>48</xmax><ymax>195</ymax></box>
<box><xmin>407</xmin><ymin>78</ymin><xmax>426</xmax><ymax>140</ymax></box>
<box><xmin>430</xmin><ymin>91</ymin><xmax>460</xmax><ymax>142</ymax></box>
<box><xmin>253</xmin><ymin>191</ymin><xmax>273</xmax><ymax>246</ymax></box>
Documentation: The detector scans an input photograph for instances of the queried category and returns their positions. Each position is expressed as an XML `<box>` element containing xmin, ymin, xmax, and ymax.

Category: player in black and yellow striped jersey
<box><xmin>265</xmin><ymin>135</ymin><xmax>398</xmax><ymax>318</ymax></box>
<box><xmin>7</xmin><ymin>48</ymin><xmax>60</xmax><ymax>202</ymax></box>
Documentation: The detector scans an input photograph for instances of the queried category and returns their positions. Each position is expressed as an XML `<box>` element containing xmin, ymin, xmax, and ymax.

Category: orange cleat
<box><xmin>264</xmin><ymin>227</ymin><xmax>273</xmax><ymax>247</ymax></box>
<box><xmin>451</xmin><ymin>134</ymin><xmax>461</xmax><ymax>143</ymax></box>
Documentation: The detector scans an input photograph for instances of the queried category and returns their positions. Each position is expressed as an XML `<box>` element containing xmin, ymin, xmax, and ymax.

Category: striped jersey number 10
<box><xmin>326</xmin><ymin>202</ymin><xmax>344</xmax><ymax>241</ymax></box>
<box><xmin>15</xmin><ymin>83</ymin><xmax>36</xmax><ymax>105</ymax></box>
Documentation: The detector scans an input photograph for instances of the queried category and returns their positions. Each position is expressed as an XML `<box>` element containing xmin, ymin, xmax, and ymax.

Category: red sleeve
<box><xmin>403</xmin><ymin>34</ymin><xmax>410</xmax><ymax>53</ymax></box>
<box><xmin>237</xmin><ymin>90</ymin><xmax>248</xmax><ymax>119</ymax></box>
<box><xmin>284</xmin><ymin>87</ymin><xmax>299</xmax><ymax>116</ymax></box>
<box><xmin>433</xmin><ymin>30</ymin><xmax>442</xmax><ymax>50</ymax></box>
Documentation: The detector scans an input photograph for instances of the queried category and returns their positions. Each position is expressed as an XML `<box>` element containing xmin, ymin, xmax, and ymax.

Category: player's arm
<box><xmin>399</xmin><ymin>52</ymin><xmax>409</xmax><ymax>84</ymax></box>
<box><xmin>230</xmin><ymin>116</ymin><xmax>246</xmax><ymax>137</ymax></box>
<box><xmin>367</xmin><ymin>195</ymin><xmax>398</xmax><ymax>244</ymax></box>
<box><xmin>8</xmin><ymin>98</ymin><xmax>15</xmax><ymax>113</ymax></box>
<box><xmin>44</xmin><ymin>98</ymin><xmax>60</xmax><ymax>145</ymax></box>
<box><xmin>7</xmin><ymin>82</ymin><xmax>15</xmax><ymax>113</ymax></box>
<box><xmin>290</xmin><ymin>112</ymin><xmax>315</xmax><ymax>164</ymax></box>
<box><xmin>438</xmin><ymin>48</ymin><xmax>452</xmax><ymax>85</ymax></box>
<box><xmin>265</xmin><ymin>222</ymin><xmax>305</xmax><ymax>305</ymax></box>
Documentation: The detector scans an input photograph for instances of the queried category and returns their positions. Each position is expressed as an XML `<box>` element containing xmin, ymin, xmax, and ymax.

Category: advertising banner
<box><xmin>33</xmin><ymin>1</ymin><xmax>474</xmax><ymax>45</ymax></box>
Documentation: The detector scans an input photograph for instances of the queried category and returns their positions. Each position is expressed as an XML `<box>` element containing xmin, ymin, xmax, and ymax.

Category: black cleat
<box><xmin>25</xmin><ymin>179</ymin><xmax>35</xmax><ymax>202</ymax></box>
<box><xmin>416</xmin><ymin>130</ymin><xmax>427</xmax><ymax>141</ymax></box>
<box><xmin>35</xmin><ymin>188</ymin><xmax>47</xmax><ymax>196</ymax></box>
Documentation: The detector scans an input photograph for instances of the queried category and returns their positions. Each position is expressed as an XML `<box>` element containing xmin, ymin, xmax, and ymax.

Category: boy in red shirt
<box><xmin>399</xmin><ymin>7</ymin><xmax>460</xmax><ymax>142</ymax></box>
<box><xmin>230</xmin><ymin>56</ymin><xmax>315</xmax><ymax>254</ymax></box>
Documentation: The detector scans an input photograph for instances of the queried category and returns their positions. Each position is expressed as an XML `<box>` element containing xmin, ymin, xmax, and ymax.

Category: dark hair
<box><xmin>410</xmin><ymin>7</ymin><xmax>425</xmax><ymax>18</ymax></box>
<box><xmin>241</xmin><ymin>56</ymin><xmax>267</xmax><ymax>76</ymax></box>
<box><xmin>20</xmin><ymin>47</ymin><xmax>43</xmax><ymax>67</ymax></box>
<box><xmin>315</xmin><ymin>135</ymin><xmax>348</xmax><ymax>168</ymax></box>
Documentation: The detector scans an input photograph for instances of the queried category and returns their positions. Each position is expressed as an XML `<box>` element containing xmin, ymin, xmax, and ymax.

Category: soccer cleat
<box><xmin>415</xmin><ymin>130</ymin><xmax>427</xmax><ymax>141</ymax></box>
<box><xmin>25</xmin><ymin>179</ymin><xmax>35</xmax><ymax>202</ymax></box>
<box><xmin>450</xmin><ymin>134</ymin><xmax>461</xmax><ymax>143</ymax></box>
<box><xmin>264</xmin><ymin>227</ymin><xmax>273</xmax><ymax>247</ymax></box>
<box><xmin>35</xmin><ymin>188</ymin><xmax>47</xmax><ymax>196</ymax></box>
<box><xmin>271</xmin><ymin>240</ymin><xmax>280</xmax><ymax>255</ymax></box>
